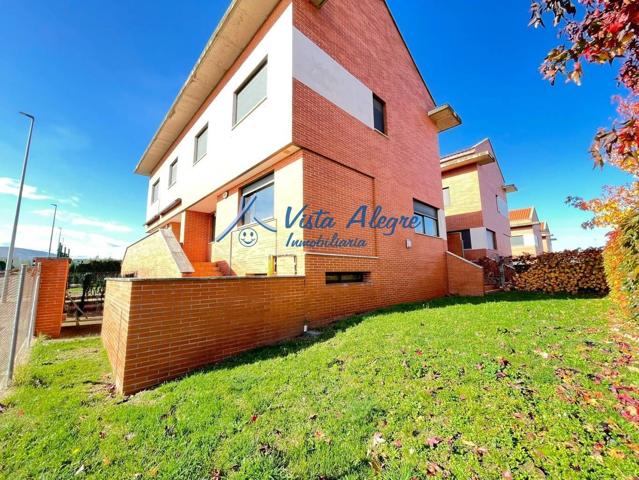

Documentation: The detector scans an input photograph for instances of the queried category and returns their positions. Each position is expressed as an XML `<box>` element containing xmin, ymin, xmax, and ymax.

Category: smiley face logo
<box><xmin>238</xmin><ymin>227</ymin><xmax>258</xmax><ymax>247</ymax></box>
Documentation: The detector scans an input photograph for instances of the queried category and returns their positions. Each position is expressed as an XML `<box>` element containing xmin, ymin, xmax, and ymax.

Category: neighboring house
<box><xmin>540</xmin><ymin>221</ymin><xmax>554</xmax><ymax>253</ymax></box>
<box><xmin>121</xmin><ymin>0</ymin><xmax>484</xmax><ymax>324</ymax></box>
<box><xmin>440</xmin><ymin>139</ymin><xmax>517</xmax><ymax>260</ymax></box>
<box><xmin>509</xmin><ymin>207</ymin><xmax>551</xmax><ymax>256</ymax></box>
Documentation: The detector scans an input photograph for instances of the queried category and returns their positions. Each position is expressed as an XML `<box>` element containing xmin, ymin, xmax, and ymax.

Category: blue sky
<box><xmin>0</xmin><ymin>1</ymin><xmax>629</xmax><ymax>258</ymax></box>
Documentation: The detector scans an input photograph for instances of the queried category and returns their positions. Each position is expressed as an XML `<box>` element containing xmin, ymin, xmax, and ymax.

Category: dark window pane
<box><xmin>325</xmin><ymin>272</ymin><xmax>366</xmax><ymax>284</ymax></box>
<box><xmin>373</xmin><ymin>95</ymin><xmax>385</xmax><ymax>133</ymax></box>
<box><xmin>460</xmin><ymin>229</ymin><xmax>472</xmax><ymax>249</ymax></box>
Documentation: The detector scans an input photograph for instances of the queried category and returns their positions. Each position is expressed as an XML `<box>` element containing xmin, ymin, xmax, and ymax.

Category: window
<box><xmin>373</xmin><ymin>94</ymin><xmax>386</xmax><ymax>133</ymax></box>
<box><xmin>443</xmin><ymin>187</ymin><xmax>451</xmax><ymax>207</ymax></box>
<box><xmin>413</xmin><ymin>200</ymin><xmax>439</xmax><ymax>237</ymax></box>
<box><xmin>326</xmin><ymin>272</ymin><xmax>367</xmax><ymax>284</ymax></box>
<box><xmin>234</xmin><ymin>61</ymin><xmax>267</xmax><ymax>125</ymax></box>
<box><xmin>511</xmin><ymin>235</ymin><xmax>524</xmax><ymax>246</ymax></box>
<box><xmin>496</xmin><ymin>195</ymin><xmax>508</xmax><ymax>216</ymax></box>
<box><xmin>241</xmin><ymin>173</ymin><xmax>274</xmax><ymax>225</ymax></box>
<box><xmin>151</xmin><ymin>179</ymin><xmax>159</xmax><ymax>203</ymax></box>
<box><xmin>194</xmin><ymin>125</ymin><xmax>208</xmax><ymax>164</ymax></box>
<box><xmin>486</xmin><ymin>229</ymin><xmax>497</xmax><ymax>250</ymax></box>
<box><xmin>168</xmin><ymin>159</ymin><xmax>178</xmax><ymax>187</ymax></box>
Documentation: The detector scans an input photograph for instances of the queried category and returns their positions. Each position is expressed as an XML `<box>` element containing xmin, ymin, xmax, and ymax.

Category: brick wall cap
<box><xmin>107</xmin><ymin>275</ymin><xmax>306</xmax><ymax>283</ymax></box>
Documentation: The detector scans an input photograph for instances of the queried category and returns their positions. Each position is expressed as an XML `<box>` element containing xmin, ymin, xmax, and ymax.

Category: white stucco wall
<box><xmin>146</xmin><ymin>4</ymin><xmax>294</xmax><ymax>224</ymax></box>
<box><xmin>292</xmin><ymin>27</ymin><xmax>374</xmax><ymax>128</ymax></box>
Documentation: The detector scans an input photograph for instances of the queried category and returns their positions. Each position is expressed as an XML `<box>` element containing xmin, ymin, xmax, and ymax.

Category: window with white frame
<box><xmin>511</xmin><ymin>235</ymin><xmax>524</xmax><ymax>246</ymax></box>
<box><xmin>413</xmin><ymin>200</ymin><xmax>439</xmax><ymax>237</ymax></box>
<box><xmin>168</xmin><ymin>159</ymin><xmax>178</xmax><ymax>187</ymax></box>
<box><xmin>194</xmin><ymin>125</ymin><xmax>208</xmax><ymax>164</ymax></box>
<box><xmin>234</xmin><ymin>60</ymin><xmax>267</xmax><ymax>125</ymax></box>
<box><xmin>241</xmin><ymin>173</ymin><xmax>274</xmax><ymax>225</ymax></box>
<box><xmin>151</xmin><ymin>179</ymin><xmax>159</xmax><ymax>203</ymax></box>
<box><xmin>443</xmin><ymin>187</ymin><xmax>451</xmax><ymax>207</ymax></box>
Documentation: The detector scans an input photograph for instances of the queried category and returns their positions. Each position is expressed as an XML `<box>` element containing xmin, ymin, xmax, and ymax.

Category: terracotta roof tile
<box><xmin>509</xmin><ymin>207</ymin><xmax>533</xmax><ymax>222</ymax></box>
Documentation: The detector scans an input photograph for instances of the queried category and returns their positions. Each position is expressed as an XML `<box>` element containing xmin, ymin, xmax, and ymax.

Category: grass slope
<box><xmin>1</xmin><ymin>293</ymin><xmax>638</xmax><ymax>479</ymax></box>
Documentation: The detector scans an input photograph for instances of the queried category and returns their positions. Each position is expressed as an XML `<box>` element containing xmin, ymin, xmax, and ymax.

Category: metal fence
<box><xmin>0</xmin><ymin>264</ymin><xmax>40</xmax><ymax>389</ymax></box>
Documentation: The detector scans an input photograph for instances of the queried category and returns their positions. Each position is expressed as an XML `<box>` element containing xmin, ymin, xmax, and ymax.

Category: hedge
<box><xmin>604</xmin><ymin>213</ymin><xmax>639</xmax><ymax>320</ymax></box>
<box><xmin>512</xmin><ymin>248</ymin><xmax>608</xmax><ymax>295</ymax></box>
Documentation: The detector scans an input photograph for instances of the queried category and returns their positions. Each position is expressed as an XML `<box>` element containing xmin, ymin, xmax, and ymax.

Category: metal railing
<box><xmin>0</xmin><ymin>264</ymin><xmax>40</xmax><ymax>389</ymax></box>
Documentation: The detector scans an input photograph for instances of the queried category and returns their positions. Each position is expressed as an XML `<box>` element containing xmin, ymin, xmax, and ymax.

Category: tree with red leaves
<box><xmin>531</xmin><ymin>1</ymin><xmax>638</xmax><ymax>318</ymax></box>
<box><xmin>530</xmin><ymin>0</ymin><xmax>638</xmax><ymax>228</ymax></box>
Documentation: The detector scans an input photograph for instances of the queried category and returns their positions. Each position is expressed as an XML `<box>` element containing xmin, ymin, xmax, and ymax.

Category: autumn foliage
<box><xmin>513</xmin><ymin>249</ymin><xmax>608</xmax><ymax>295</ymax></box>
<box><xmin>530</xmin><ymin>0</ymin><xmax>638</xmax><ymax>316</ymax></box>
<box><xmin>603</xmin><ymin>213</ymin><xmax>639</xmax><ymax>318</ymax></box>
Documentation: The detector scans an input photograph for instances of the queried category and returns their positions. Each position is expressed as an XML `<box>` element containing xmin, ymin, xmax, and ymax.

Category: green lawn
<box><xmin>1</xmin><ymin>293</ymin><xmax>638</xmax><ymax>479</ymax></box>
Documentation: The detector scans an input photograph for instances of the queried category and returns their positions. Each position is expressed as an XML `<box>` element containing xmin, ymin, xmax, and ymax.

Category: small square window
<box><xmin>168</xmin><ymin>159</ymin><xmax>178</xmax><ymax>187</ymax></box>
<box><xmin>194</xmin><ymin>125</ymin><xmax>208</xmax><ymax>164</ymax></box>
<box><xmin>373</xmin><ymin>94</ymin><xmax>386</xmax><ymax>133</ymax></box>
<box><xmin>413</xmin><ymin>199</ymin><xmax>439</xmax><ymax>237</ymax></box>
<box><xmin>151</xmin><ymin>179</ymin><xmax>159</xmax><ymax>203</ymax></box>
<box><xmin>511</xmin><ymin>235</ymin><xmax>524</xmax><ymax>246</ymax></box>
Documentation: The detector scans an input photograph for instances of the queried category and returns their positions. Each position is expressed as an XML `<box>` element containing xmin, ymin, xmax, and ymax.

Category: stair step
<box><xmin>190</xmin><ymin>262</ymin><xmax>223</xmax><ymax>277</ymax></box>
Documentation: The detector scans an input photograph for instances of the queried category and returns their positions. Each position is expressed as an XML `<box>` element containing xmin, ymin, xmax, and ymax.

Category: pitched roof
<box><xmin>509</xmin><ymin>207</ymin><xmax>532</xmax><ymax>222</ymax></box>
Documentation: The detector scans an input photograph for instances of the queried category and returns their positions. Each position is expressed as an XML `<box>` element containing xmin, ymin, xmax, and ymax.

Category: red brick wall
<box><xmin>446</xmin><ymin>252</ymin><xmax>484</xmax><ymax>297</ymax></box>
<box><xmin>445</xmin><ymin>211</ymin><xmax>484</xmax><ymax>232</ymax></box>
<box><xmin>292</xmin><ymin>0</ymin><xmax>449</xmax><ymax>320</ymax></box>
<box><xmin>101</xmin><ymin>279</ymin><xmax>132</xmax><ymax>392</ymax></box>
<box><xmin>182</xmin><ymin>211</ymin><xmax>211</xmax><ymax>263</ymax></box>
<box><xmin>448</xmin><ymin>233</ymin><xmax>464</xmax><ymax>257</ymax></box>
<box><xmin>102</xmin><ymin>276</ymin><xmax>305</xmax><ymax>395</ymax></box>
<box><xmin>33</xmin><ymin>258</ymin><xmax>70</xmax><ymax>338</ymax></box>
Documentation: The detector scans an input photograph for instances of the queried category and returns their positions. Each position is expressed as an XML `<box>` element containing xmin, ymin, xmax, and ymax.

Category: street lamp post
<box><xmin>1</xmin><ymin>112</ymin><xmax>35</xmax><ymax>303</ymax></box>
<box><xmin>47</xmin><ymin>204</ymin><xmax>58</xmax><ymax>257</ymax></box>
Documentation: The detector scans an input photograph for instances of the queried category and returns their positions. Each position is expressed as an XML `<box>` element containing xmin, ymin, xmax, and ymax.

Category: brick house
<box><xmin>440</xmin><ymin>139</ymin><xmax>517</xmax><ymax>260</ymax></box>
<box><xmin>106</xmin><ymin>0</ymin><xmax>487</xmax><ymax>393</ymax></box>
<box><xmin>509</xmin><ymin>207</ymin><xmax>553</xmax><ymax>256</ymax></box>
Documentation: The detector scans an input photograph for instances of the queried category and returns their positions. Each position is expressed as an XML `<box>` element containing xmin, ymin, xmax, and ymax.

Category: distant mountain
<box><xmin>0</xmin><ymin>247</ymin><xmax>50</xmax><ymax>265</ymax></box>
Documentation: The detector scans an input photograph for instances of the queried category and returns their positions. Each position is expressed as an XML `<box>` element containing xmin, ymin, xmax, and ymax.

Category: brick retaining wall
<box><xmin>102</xmin><ymin>276</ymin><xmax>306</xmax><ymax>395</ymax></box>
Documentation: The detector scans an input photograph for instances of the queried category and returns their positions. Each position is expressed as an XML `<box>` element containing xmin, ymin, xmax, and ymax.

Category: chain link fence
<box><xmin>0</xmin><ymin>264</ymin><xmax>40</xmax><ymax>389</ymax></box>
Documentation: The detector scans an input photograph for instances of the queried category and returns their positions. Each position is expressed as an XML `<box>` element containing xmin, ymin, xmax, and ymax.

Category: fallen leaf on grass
<box><xmin>534</xmin><ymin>349</ymin><xmax>550</xmax><ymax>359</ymax></box>
<box><xmin>502</xmin><ymin>471</ymin><xmax>513</xmax><ymax>480</ymax></box>
<box><xmin>148</xmin><ymin>466</ymin><xmax>159</xmax><ymax>477</ymax></box>
<box><xmin>426</xmin><ymin>436</ymin><xmax>442</xmax><ymax>448</ymax></box>
<box><xmin>426</xmin><ymin>462</ymin><xmax>442</xmax><ymax>476</ymax></box>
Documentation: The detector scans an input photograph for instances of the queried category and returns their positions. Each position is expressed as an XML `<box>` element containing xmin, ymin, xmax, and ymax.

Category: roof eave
<box><xmin>428</xmin><ymin>104</ymin><xmax>462</xmax><ymax>133</ymax></box>
<box><xmin>134</xmin><ymin>0</ymin><xmax>281</xmax><ymax>177</ymax></box>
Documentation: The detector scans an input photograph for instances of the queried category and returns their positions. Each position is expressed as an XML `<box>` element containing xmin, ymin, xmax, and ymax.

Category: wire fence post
<box><xmin>27</xmin><ymin>263</ymin><xmax>41</xmax><ymax>347</ymax></box>
<box><xmin>6</xmin><ymin>264</ymin><xmax>27</xmax><ymax>383</ymax></box>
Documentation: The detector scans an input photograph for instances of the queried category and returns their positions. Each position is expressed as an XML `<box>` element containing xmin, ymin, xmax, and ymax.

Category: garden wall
<box><xmin>102</xmin><ymin>276</ymin><xmax>306</xmax><ymax>395</ymax></box>
<box><xmin>33</xmin><ymin>258</ymin><xmax>70</xmax><ymax>338</ymax></box>
<box><xmin>446</xmin><ymin>252</ymin><xmax>485</xmax><ymax>296</ymax></box>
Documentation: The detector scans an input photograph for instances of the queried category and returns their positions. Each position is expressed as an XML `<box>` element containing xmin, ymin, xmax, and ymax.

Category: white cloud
<box><xmin>0</xmin><ymin>223</ymin><xmax>130</xmax><ymax>259</ymax></box>
<box><xmin>31</xmin><ymin>208</ymin><xmax>133</xmax><ymax>233</ymax></box>
<box><xmin>0</xmin><ymin>177</ymin><xmax>50</xmax><ymax>200</ymax></box>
